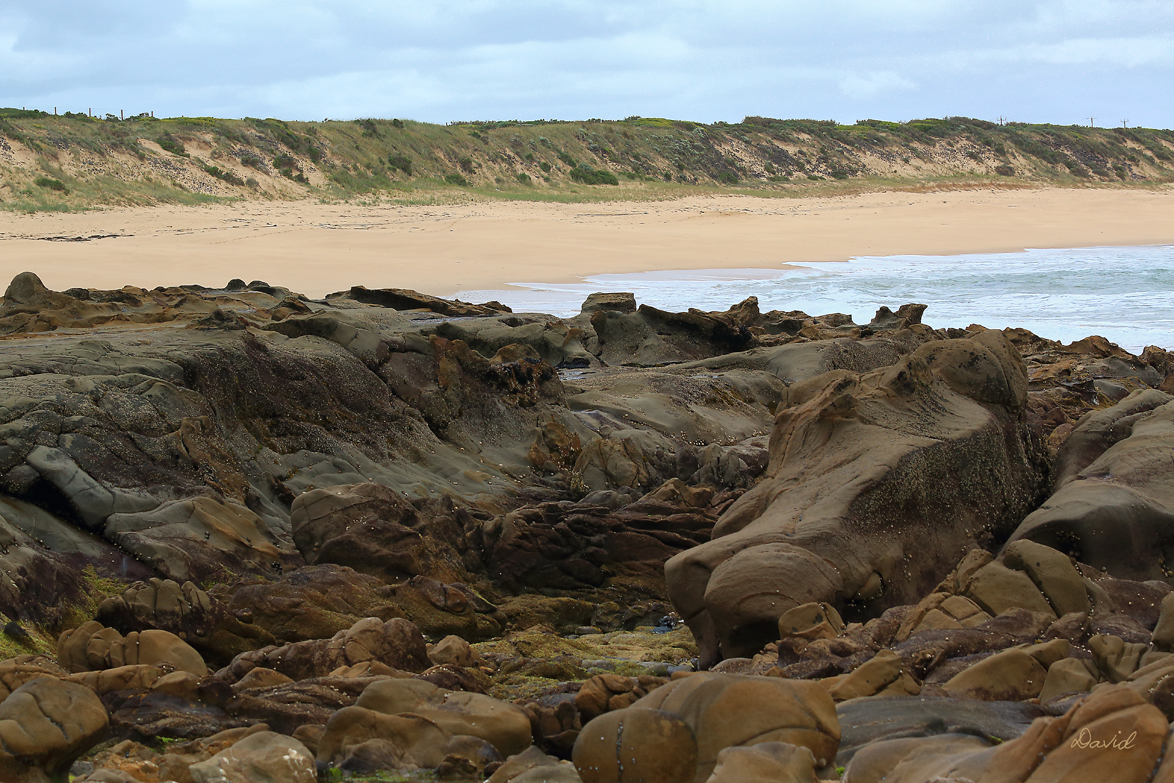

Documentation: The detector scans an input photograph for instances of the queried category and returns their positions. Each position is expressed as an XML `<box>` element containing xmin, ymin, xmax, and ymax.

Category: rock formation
<box><xmin>0</xmin><ymin>272</ymin><xmax>1171</xmax><ymax>781</ymax></box>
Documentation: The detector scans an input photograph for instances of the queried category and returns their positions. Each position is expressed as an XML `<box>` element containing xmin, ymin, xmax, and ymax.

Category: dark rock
<box><xmin>290</xmin><ymin>482</ymin><xmax>469</xmax><ymax>583</ymax></box>
<box><xmin>834</xmin><ymin>696</ymin><xmax>1044</xmax><ymax>766</ymax></box>
<box><xmin>580</xmin><ymin>292</ymin><xmax>637</xmax><ymax>315</ymax></box>
<box><xmin>218</xmin><ymin>617</ymin><xmax>429</xmax><ymax>684</ymax></box>
<box><xmin>330</xmin><ymin>285</ymin><xmax>504</xmax><ymax>317</ymax></box>
<box><xmin>1006</xmin><ymin>390</ymin><xmax>1174</xmax><ymax>580</ymax></box>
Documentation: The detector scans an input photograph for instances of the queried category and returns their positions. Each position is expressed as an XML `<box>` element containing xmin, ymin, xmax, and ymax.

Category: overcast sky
<box><xmin>2</xmin><ymin>0</ymin><xmax>1172</xmax><ymax>128</ymax></box>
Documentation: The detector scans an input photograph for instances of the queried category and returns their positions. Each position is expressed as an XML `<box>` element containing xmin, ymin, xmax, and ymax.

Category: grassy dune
<box><xmin>1</xmin><ymin>108</ymin><xmax>1173</xmax><ymax>212</ymax></box>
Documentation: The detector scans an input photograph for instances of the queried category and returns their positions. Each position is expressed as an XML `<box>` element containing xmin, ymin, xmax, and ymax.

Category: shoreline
<box><xmin>1</xmin><ymin>187</ymin><xmax>1172</xmax><ymax>299</ymax></box>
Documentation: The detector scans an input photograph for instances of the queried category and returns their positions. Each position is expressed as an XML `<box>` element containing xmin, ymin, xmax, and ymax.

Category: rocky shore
<box><xmin>0</xmin><ymin>270</ymin><xmax>1171</xmax><ymax>782</ymax></box>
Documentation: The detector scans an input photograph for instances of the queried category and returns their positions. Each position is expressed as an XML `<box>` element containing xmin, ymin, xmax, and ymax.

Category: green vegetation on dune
<box><xmin>0</xmin><ymin>110</ymin><xmax>1172</xmax><ymax>212</ymax></box>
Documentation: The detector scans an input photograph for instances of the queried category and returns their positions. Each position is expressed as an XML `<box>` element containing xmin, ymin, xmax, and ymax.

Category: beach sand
<box><xmin>1</xmin><ymin>187</ymin><xmax>1172</xmax><ymax>299</ymax></box>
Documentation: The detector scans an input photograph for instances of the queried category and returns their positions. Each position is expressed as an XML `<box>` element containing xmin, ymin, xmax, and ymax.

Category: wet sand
<box><xmin>1</xmin><ymin>187</ymin><xmax>1172</xmax><ymax>299</ymax></box>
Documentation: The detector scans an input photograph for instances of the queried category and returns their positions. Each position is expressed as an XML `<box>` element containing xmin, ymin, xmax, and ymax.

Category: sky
<box><xmin>2</xmin><ymin>0</ymin><xmax>1172</xmax><ymax>128</ymax></box>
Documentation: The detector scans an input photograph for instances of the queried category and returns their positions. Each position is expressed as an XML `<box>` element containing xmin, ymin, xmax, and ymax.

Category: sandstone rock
<box><xmin>220</xmin><ymin>617</ymin><xmax>428</xmax><ymax>684</ymax></box>
<box><xmin>1001</xmin><ymin>539</ymin><xmax>1091</xmax><ymax>617</ymax></box>
<box><xmin>438</xmin><ymin>734</ymin><xmax>503</xmax><ymax>778</ymax></box>
<box><xmin>1124</xmin><ymin>654</ymin><xmax>1174</xmax><ymax>718</ymax></box>
<box><xmin>329</xmin><ymin>285</ymin><xmax>505</xmax><ymax>317</ymax></box>
<box><xmin>705</xmin><ymin>742</ymin><xmax>818</xmax><ymax>783</ymax></box>
<box><xmin>429</xmin><ymin>635</ymin><xmax>478</xmax><ymax>667</ymax></box>
<box><xmin>316</xmin><ymin>707</ymin><xmax>448</xmax><ymax>768</ymax></box>
<box><xmin>942</xmin><ymin>648</ymin><xmax>1047</xmax><ymax>701</ymax></box>
<box><xmin>0</xmin><ymin>657</ymin><xmax>70</xmax><ymax>699</ymax></box>
<box><xmin>1090</xmin><ymin>633</ymin><xmax>1148</xmax><ymax>682</ymax></box>
<box><xmin>1020</xmin><ymin>637</ymin><xmax>1070</xmax><ymax>668</ymax></box>
<box><xmin>1006</xmin><ymin>391</ymin><xmax>1174</xmax><ymax>580</ymax></box>
<box><xmin>3</xmin><ymin>272</ymin><xmax>77</xmax><ymax>311</ymax></box>
<box><xmin>827</xmin><ymin>650</ymin><xmax>919</xmax><ymax>701</ymax></box>
<box><xmin>573</xmin><ymin>708</ymin><xmax>698</xmax><ymax>783</ymax></box>
<box><xmin>586</xmin><ymin>302</ymin><xmax>752</xmax><ymax>366</ymax></box>
<box><xmin>1045</xmin><ymin>611</ymin><xmax>1091</xmax><ymax>643</ymax></box>
<box><xmin>104</xmin><ymin>496</ymin><xmax>294</xmax><ymax>585</ymax></box>
<box><xmin>845</xmin><ymin>684</ymin><xmax>1168</xmax><ymax>783</ymax></box>
<box><xmin>188</xmin><ymin>731</ymin><xmax>315</xmax><ymax>783</ymax></box>
<box><xmin>75</xmin><ymin>770</ymin><xmax>142</xmax><ymax>783</ymax></box>
<box><xmin>666</xmin><ymin>331</ymin><xmax>1049</xmax><ymax>664</ymax></box>
<box><xmin>627</xmin><ymin>672</ymin><xmax>840</xmax><ymax>779</ymax></box>
<box><xmin>834</xmin><ymin>696</ymin><xmax>1044</xmax><ymax>768</ymax></box>
<box><xmin>521</xmin><ymin>696</ymin><xmax>582</xmax><ymax>758</ymax></box>
<box><xmin>289</xmin><ymin>482</ymin><xmax>466</xmax><ymax>583</ymax></box>
<box><xmin>355</xmin><ymin>678</ymin><xmax>532</xmax><ymax>758</ymax></box>
<box><xmin>97</xmin><ymin>577</ymin><xmax>214</xmax><ymax>638</ymax></box>
<box><xmin>65</xmin><ymin>663</ymin><xmax>164</xmax><ymax>694</ymax></box>
<box><xmin>489</xmin><ymin>745</ymin><xmax>582</xmax><ymax>783</ymax></box>
<box><xmin>1039</xmin><ymin>657</ymin><xmax>1098</xmax><ymax>702</ymax></box>
<box><xmin>224</xmin><ymin>565</ymin><xmax>399</xmax><ymax>643</ymax></box>
<box><xmin>480</xmin><ymin>494</ymin><xmax>716</xmax><ymax>593</ymax></box>
<box><xmin>232</xmin><ymin>667</ymin><xmax>295</xmax><ymax>691</ymax></box>
<box><xmin>334</xmin><ymin>739</ymin><xmax>406</xmax><ymax>774</ymax></box>
<box><xmin>329</xmin><ymin>660</ymin><xmax>403</xmax><ymax>678</ymax></box>
<box><xmin>95</xmin><ymin>576</ymin><xmax>265</xmax><ymax>667</ymax></box>
<box><xmin>896</xmin><ymin>592</ymin><xmax>992</xmax><ymax>641</ymax></box>
<box><xmin>0</xmin><ymin>676</ymin><xmax>109</xmax><ymax>782</ymax></box>
<box><xmin>57</xmin><ymin>621</ymin><xmax>208</xmax><ymax>677</ymax></box>
<box><xmin>575</xmin><ymin>673</ymin><xmax>669</xmax><ymax>722</ymax></box>
<box><xmin>964</xmin><ymin>561</ymin><xmax>1057</xmax><ymax>620</ymax></box>
<box><xmin>1152</xmin><ymin>591</ymin><xmax>1174</xmax><ymax>651</ymax></box>
<box><xmin>83</xmin><ymin>725</ymin><xmax>274</xmax><ymax>783</ymax></box>
<box><xmin>222</xmin><ymin>675</ymin><xmax>387</xmax><ymax>736</ymax></box>
<box><xmin>152</xmin><ymin>670</ymin><xmax>202</xmax><ymax>701</ymax></box>
<box><xmin>777</xmin><ymin>602</ymin><xmax>844</xmax><ymax>641</ymax></box>
<box><xmin>580</xmin><ymin>292</ymin><xmax>637</xmax><ymax>315</ymax></box>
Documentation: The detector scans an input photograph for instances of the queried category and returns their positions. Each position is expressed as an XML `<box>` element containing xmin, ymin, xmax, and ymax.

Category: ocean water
<box><xmin>455</xmin><ymin>245</ymin><xmax>1174</xmax><ymax>355</ymax></box>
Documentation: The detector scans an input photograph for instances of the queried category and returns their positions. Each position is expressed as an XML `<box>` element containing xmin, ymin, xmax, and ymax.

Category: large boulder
<box><xmin>706</xmin><ymin>742</ymin><xmax>820</xmax><ymax>783</ymax></box>
<box><xmin>354</xmin><ymin>678</ymin><xmax>532</xmax><ymax>758</ymax></box>
<box><xmin>574</xmin><ymin>672</ymin><xmax>839</xmax><ymax>783</ymax></box>
<box><xmin>666</xmin><ymin>331</ymin><xmax>1050</xmax><ymax>664</ymax></box>
<box><xmin>0</xmin><ymin>676</ymin><xmax>109</xmax><ymax>782</ymax></box>
<box><xmin>1005</xmin><ymin>391</ymin><xmax>1174</xmax><ymax>580</ymax></box>
<box><xmin>315</xmin><ymin>708</ymin><xmax>450</xmax><ymax>769</ymax></box>
<box><xmin>573</xmin><ymin>708</ymin><xmax>697</xmax><ymax>783</ymax></box>
<box><xmin>487</xmin><ymin>746</ymin><xmax>582</xmax><ymax>783</ymax></box>
<box><xmin>187</xmin><ymin>730</ymin><xmax>316</xmax><ymax>783</ymax></box>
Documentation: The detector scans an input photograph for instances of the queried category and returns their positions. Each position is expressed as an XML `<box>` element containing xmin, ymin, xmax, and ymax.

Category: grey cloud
<box><xmin>0</xmin><ymin>0</ymin><xmax>1170</xmax><ymax>127</ymax></box>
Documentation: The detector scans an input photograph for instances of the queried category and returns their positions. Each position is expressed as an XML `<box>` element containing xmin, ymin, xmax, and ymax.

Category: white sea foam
<box><xmin>455</xmin><ymin>245</ymin><xmax>1174</xmax><ymax>354</ymax></box>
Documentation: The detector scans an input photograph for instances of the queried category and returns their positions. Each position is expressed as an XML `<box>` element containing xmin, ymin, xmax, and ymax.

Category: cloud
<box><xmin>839</xmin><ymin>71</ymin><xmax>919</xmax><ymax>100</ymax></box>
<box><xmin>1015</xmin><ymin>36</ymin><xmax>1174</xmax><ymax>68</ymax></box>
<box><xmin>0</xmin><ymin>0</ymin><xmax>1171</xmax><ymax>127</ymax></box>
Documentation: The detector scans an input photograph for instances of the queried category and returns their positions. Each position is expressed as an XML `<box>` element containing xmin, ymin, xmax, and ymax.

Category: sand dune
<box><xmin>1</xmin><ymin>187</ymin><xmax>1171</xmax><ymax>299</ymax></box>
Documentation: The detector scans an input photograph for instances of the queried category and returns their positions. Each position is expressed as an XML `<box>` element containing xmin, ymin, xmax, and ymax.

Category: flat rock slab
<box><xmin>834</xmin><ymin>695</ymin><xmax>1045</xmax><ymax>767</ymax></box>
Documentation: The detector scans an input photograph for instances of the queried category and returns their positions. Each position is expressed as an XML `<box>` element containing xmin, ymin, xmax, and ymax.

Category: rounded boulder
<box><xmin>0</xmin><ymin>676</ymin><xmax>109</xmax><ymax>781</ymax></box>
<box><xmin>573</xmin><ymin>708</ymin><xmax>698</xmax><ymax>783</ymax></box>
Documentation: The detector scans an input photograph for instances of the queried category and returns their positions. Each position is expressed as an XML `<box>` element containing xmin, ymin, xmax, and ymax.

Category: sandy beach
<box><xmin>1</xmin><ymin>187</ymin><xmax>1172</xmax><ymax>300</ymax></box>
